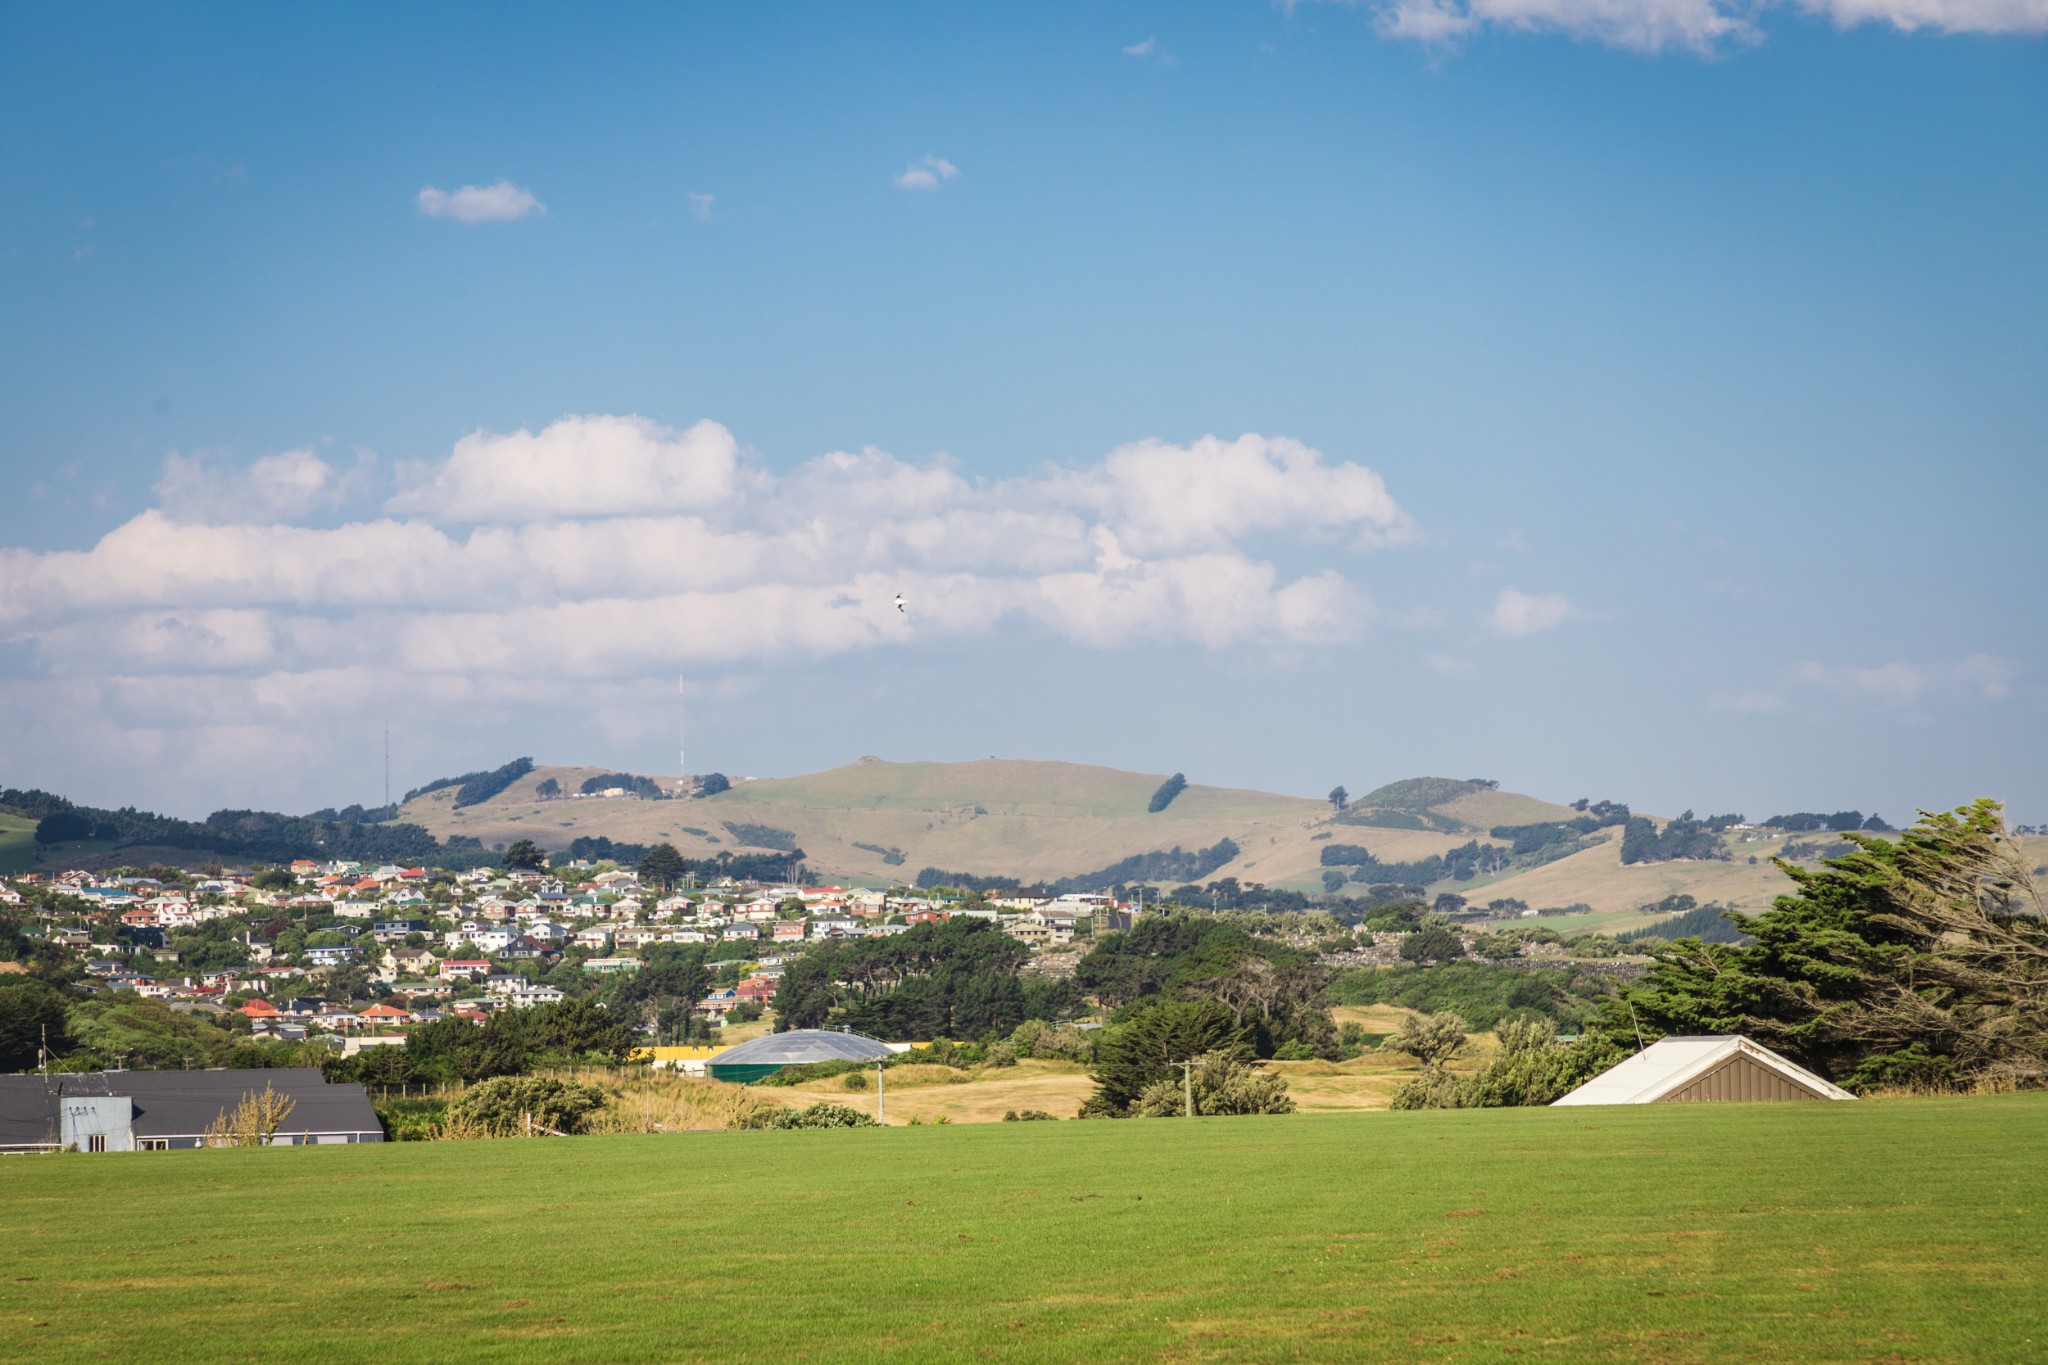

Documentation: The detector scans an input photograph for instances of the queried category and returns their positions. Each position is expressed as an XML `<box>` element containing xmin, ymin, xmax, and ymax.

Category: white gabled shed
<box><xmin>1552</xmin><ymin>1035</ymin><xmax>1856</xmax><ymax>1106</ymax></box>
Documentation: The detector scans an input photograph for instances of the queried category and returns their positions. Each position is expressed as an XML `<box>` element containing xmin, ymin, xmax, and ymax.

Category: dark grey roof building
<box><xmin>0</xmin><ymin>1068</ymin><xmax>384</xmax><ymax>1152</ymax></box>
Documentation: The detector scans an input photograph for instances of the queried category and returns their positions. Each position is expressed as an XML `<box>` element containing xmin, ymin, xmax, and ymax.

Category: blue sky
<box><xmin>2</xmin><ymin>2</ymin><xmax>2044</xmax><ymax>824</ymax></box>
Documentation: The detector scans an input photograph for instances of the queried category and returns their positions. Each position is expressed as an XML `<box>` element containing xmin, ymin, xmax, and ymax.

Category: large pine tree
<box><xmin>1615</xmin><ymin>800</ymin><xmax>2047</xmax><ymax>1092</ymax></box>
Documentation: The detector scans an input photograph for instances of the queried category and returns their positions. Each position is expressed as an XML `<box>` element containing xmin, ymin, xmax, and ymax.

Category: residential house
<box><xmin>499</xmin><ymin>935</ymin><xmax>549</xmax><ymax>962</ymax></box>
<box><xmin>379</xmin><ymin>947</ymin><xmax>437</xmax><ymax>979</ymax></box>
<box><xmin>502</xmin><ymin>983</ymin><xmax>565</xmax><ymax>1009</ymax></box>
<box><xmin>469</xmin><ymin>928</ymin><xmax>515</xmax><ymax>955</ymax></box>
<box><xmin>356</xmin><ymin>1003</ymin><xmax>413</xmax><ymax>1029</ymax></box>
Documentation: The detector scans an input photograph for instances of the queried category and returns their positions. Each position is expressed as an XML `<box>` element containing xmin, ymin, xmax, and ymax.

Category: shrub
<box><xmin>447</xmin><ymin>1076</ymin><xmax>606</xmax><ymax>1137</ymax></box>
<box><xmin>1131</xmin><ymin>1052</ymin><xmax>1295</xmax><ymax>1117</ymax></box>
<box><xmin>1468</xmin><ymin>932</ymin><xmax>1523</xmax><ymax>961</ymax></box>
<box><xmin>1390</xmin><ymin>1019</ymin><xmax>1621</xmax><ymax>1110</ymax></box>
<box><xmin>1380</xmin><ymin>1011</ymin><xmax>1468</xmax><ymax>1068</ymax></box>
<box><xmin>1008</xmin><ymin>1019</ymin><xmax>1094</xmax><ymax>1062</ymax></box>
<box><xmin>737</xmin><ymin>1101</ymin><xmax>877</xmax><ymax>1130</ymax></box>
<box><xmin>757</xmin><ymin>1058</ymin><xmax>870</xmax><ymax>1086</ymax></box>
<box><xmin>840</xmin><ymin>1071</ymin><xmax>870</xmax><ymax>1091</ymax></box>
<box><xmin>1400</xmin><ymin>927</ymin><xmax>1466</xmax><ymax>964</ymax></box>
<box><xmin>890</xmin><ymin>1038</ymin><xmax>987</xmax><ymax>1069</ymax></box>
<box><xmin>1003</xmin><ymin>1109</ymin><xmax>1058</xmax><ymax>1121</ymax></box>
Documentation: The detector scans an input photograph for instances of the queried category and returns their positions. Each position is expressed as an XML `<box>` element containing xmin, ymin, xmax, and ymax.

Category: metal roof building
<box><xmin>0</xmin><ymin>1068</ymin><xmax>384</xmax><ymax>1152</ymax></box>
<box><xmin>1552</xmin><ymin>1036</ymin><xmax>1856</xmax><ymax>1106</ymax></box>
<box><xmin>707</xmin><ymin>1029</ymin><xmax>894</xmax><ymax>1084</ymax></box>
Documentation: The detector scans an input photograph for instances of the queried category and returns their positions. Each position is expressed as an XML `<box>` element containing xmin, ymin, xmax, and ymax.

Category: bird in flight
<box><xmin>894</xmin><ymin>593</ymin><xmax>907</xmax><ymax>615</ymax></box>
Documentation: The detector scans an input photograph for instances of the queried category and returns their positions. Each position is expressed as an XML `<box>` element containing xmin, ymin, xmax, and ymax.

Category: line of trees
<box><xmin>1</xmin><ymin>786</ymin><xmax>493</xmax><ymax>868</ymax></box>
<box><xmin>772</xmin><ymin>917</ymin><xmax>1072</xmax><ymax>1039</ymax></box>
<box><xmin>1618</xmin><ymin>811</ymin><xmax>1730</xmax><ymax>864</ymax></box>
<box><xmin>1762</xmin><ymin>810</ymin><xmax>1893</xmax><ymax>833</ymax></box>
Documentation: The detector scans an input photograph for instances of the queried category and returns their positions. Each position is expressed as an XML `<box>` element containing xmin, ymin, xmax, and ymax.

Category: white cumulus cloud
<box><xmin>417</xmin><ymin>180</ymin><xmax>546</xmax><ymax>223</ymax></box>
<box><xmin>1486</xmin><ymin>588</ymin><xmax>1578</xmax><ymax>637</ymax></box>
<box><xmin>387</xmin><ymin>415</ymin><xmax>749</xmax><ymax>523</ymax></box>
<box><xmin>895</xmin><ymin>155</ymin><xmax>961</xmax><ymax>191</ymax></box>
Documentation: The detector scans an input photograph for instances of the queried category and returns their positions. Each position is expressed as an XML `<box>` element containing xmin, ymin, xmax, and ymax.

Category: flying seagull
<box><xmin>894</xmin><ymin>593</ymin><xmax>907</xmax><ymax>615</ymax></box>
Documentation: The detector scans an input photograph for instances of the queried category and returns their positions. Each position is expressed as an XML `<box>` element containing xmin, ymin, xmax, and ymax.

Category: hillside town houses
<box><xmin>1</xmin><ymin>857</ymin><xmax>1147</xmax><ymax>1044</ymax></box>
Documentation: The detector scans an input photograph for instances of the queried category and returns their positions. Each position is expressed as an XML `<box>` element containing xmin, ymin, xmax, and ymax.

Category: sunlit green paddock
<box><xmin>3</xmin><ymin>1094</ymin><xmax>2043</xmax><ymax>1363</ymax></box>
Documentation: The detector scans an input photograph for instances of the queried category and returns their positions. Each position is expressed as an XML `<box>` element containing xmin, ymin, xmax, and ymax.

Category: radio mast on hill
<box><xmin>678</xmin><ymin>663</ymin><xmax>687</xmax><ymax>792</ymax></box>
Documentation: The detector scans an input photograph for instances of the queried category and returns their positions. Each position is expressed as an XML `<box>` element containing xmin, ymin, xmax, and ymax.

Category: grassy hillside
<box><xmin>386</xmin><ymin>756</ymin><xmax>2043</xmax><ymax>921</ymax></box>
<box><xmin>399</xmin><ymin>757</ymin><xmax>1328</xmax><ymax>885</ymax></box>
<box><xmin>0</xmin><ymin>813</ymin><xmax>36</xmax><ymax>874</ymax></box>
<box><xmin>3</xmin><ymin>1095</ymin><xmax>2042</xmax><ymax>1363</ymax></box>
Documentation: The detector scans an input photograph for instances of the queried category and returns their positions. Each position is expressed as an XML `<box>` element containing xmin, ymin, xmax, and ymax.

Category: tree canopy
<box><xmin>1615</xmin><ymin>800</ymin><xmax>2047</xmax><ymax>1092</ymax></box>
<box><xmin>502</xmin><ymin>839</ymin><xmax>547</xmax><ymax>871</ymax></box>
<box><xmin>772</xmin><ymin>917</ymin><xmax>1068</xmax><ymax>1040</ymax></box>
<box><xmin>1085</xmin><ymin>999</ymin><xmax>1250</xmax><ymax>1115</ymax></box>
<box><xmin>637</xmin><ymin>843</ymin><xmax>687</xmax><ymax>889</ymax></box>
<box><xmin>1147</xmin><ymin>773</ymin><xmax>1188</xmax><ymax>813</ymax></box>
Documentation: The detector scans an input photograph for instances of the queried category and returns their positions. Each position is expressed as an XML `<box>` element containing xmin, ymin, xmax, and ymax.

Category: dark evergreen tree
<box><xmin>1147</xmin><ymin>772</ymin><xmax>1188</xmax><ymax>813</ymax></box>
<box><xmin>1086</xmin><ymin>1000</ymin><xmax>1251</xmax><ymax>1115</ymax></box>
<box><xmin>502</xmin><ymin>839</ymin><xmax>547</xmax><ymax>871</ymax></box>
<box><xmin>637</xmin><ymin>842</ymin><xmax>687</xmax><ymax>889</ymax></box>
<box><xmin>1614</xmin><ymin>801</ymin><xmax>2048</xmax><ymax>1091</ymax></box>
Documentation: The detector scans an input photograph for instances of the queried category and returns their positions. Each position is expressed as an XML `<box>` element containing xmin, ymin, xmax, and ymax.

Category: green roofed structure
<box><xmin>706</xmin><ymin>1029</ymin><xmax>895</xmax><ymax>1084</ymax></box>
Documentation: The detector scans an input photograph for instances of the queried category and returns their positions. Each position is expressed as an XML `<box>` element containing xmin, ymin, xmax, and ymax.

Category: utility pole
<box><xmin>1179</xmin><ymin>1059</ymin><xmax>1195</xmax><ymax>1119</ymax></box>
<box><xmin>875</xmin><ymin>1062</ymin><xmax>886</xmax><ymax>1125</ymax></box>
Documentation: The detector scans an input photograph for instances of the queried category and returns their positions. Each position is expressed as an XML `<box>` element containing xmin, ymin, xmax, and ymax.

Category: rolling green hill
<box><xmin>4</xmin><ymin>1095</ymin><xmax>2043</xmax><ymax>1363</ymax></box>
<box><xmin>385</xmin><ymin>754</ymin><xmax>2011</xmax><ymax>938</ymax></box>
<box><xmin>0</xmin><ymin>813</ymin><xmax>37</xmax><ymax>874</ymax></box>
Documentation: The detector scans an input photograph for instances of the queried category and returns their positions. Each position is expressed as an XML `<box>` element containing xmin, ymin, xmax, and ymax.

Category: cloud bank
<box><xmin>1351</xmin><ymin>0</ymin><xmax>2048</xmax><ymax>52</ymax></box>
<box><xmin>0</xmin><ymin>421</ymin><xmax>1416</xmax><ymax>803</ymax></box>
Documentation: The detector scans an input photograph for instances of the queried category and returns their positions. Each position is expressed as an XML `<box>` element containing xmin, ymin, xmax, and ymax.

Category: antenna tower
<box><xmin>678</xmin><ymin>662</ymin><xmax>687</xmax><ymax>791</ymax></box>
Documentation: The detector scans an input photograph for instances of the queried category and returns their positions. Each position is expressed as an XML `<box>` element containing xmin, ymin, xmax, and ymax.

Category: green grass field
<box><xmin>0</xmin><ymin>814</ymin><xmax>36</xmax><ymax>874</ymax></box>
<box><xmin>4</xmin><ymin>1095</ymin><xmax>2043</xmax><ymax>1363</ymax></box>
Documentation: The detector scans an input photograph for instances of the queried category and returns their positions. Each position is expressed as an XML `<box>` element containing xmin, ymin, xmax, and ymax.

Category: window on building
<box><xmin>87</xmin><ymin>1134</ymin><xmax>106</xmax><ymax>1153</ymax></box>
<box><xmin>141</xmin><ymin>1139</ymin><xmax>169</xmax><ymax>1151</ymax></box>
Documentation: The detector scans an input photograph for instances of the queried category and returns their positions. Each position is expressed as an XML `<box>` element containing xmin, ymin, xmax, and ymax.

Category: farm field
<box><xmin>3</xmin><ymin>1094</ymin><xmax>2043</xmax><ymax>1364</ymax></box>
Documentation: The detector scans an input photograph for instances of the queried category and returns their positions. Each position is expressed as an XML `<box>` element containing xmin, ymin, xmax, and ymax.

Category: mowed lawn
<box><xmin>4</xmin><ymin>1097</ymin><xmax>2045</xmax><ymax>1364</ymax></box>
